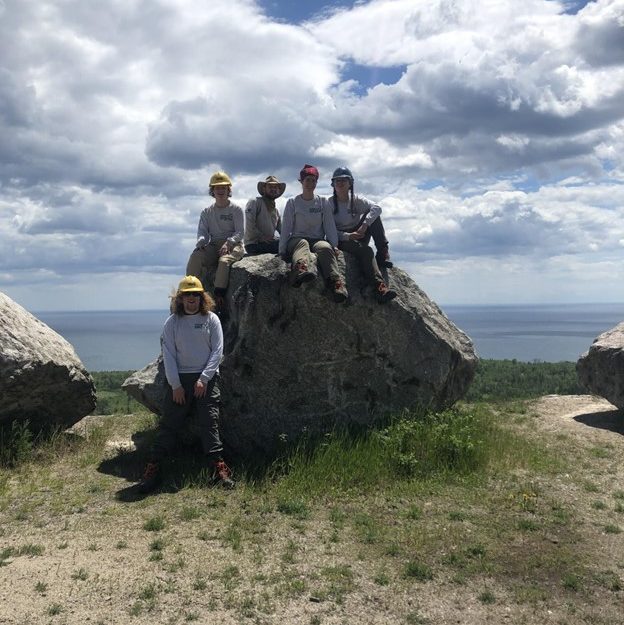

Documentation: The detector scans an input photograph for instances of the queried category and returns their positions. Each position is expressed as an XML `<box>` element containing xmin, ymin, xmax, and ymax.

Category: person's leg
<box><xmin>368</xmin><ymin>218</ymin><xmax>393</xmax><ymax>268</ymax></box>
<box><xmin>286</xmin><ymin>238</ymin><xmax>316</xmax><ymax>286</ymax></box>
<box><xmin>313</xmin><ymin>240</ymin><xmax>348</xmax><ymax>303</ymax></box>
<box><xmin>246</xmin><ymin>241</ymin><xmax>279</xmax><ymax>255</ymax></box>
<box><xmin>186</xmin><ymin>244</ymin><xmax>220</xmax><ymax>290</ymax></box>
<box><xmin>138</xmin><ymin>375</ymin><xmax>195</xmax><ymax>493</ymax></box>
<box><xmin>339</xmin><ymin>240</ymin><xmax>396</xmax><ymax>304</ymax></box>
<box><xmin>214</xmin><ymin>242</ymin><xmax>244</xmax><ymax>291</ymax></box>
<box><xmin>192</xmin><ymin>376</ymin><xmax>234</xmax><ymax>489</ymax></box>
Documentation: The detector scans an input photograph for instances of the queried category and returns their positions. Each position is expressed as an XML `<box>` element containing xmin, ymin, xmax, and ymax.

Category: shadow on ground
<box><xmin>574</xmin><ymin>408</ymin><xmax>624</xmax><ymax>436</ymax></box>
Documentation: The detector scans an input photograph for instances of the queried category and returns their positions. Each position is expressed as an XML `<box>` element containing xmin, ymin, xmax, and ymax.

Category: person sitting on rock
<box><xmin>137</xmin><ymin>275</ymin><xmax>234</xmax><ymax>494</ymax></box>
<box><xmin>244</xmin><ymin>175</ymin><xmax>284</xmax><ymax>255</ymax></box>
<box><xmin>330</xmin><ymin>167</ymin><xmax>397</xmax><ymax>304</ymax></box>
<box><xmin>279</xmin><ymin>164</ymin><xmax>348</xmax><ymax>303</ymax></box>
<box><xmin>186</xmin><ymin>171</ymin><xmax>245</xmax><ymax>311</ymax></box>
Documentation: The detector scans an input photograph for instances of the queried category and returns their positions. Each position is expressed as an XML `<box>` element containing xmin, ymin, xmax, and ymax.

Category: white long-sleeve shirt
<box><xmin>279</xmin><ymin>194</ymin><xmax>338</xmax><ymax>255</ymax></box>
<box><xmin>160</xmin><ymin>312</ymin><xmax>223</xmax><ymax>389</ymax></box>
<box><xmin>195</xmin><ymin>202</ymin><xmax>245</xmax><ymax>247</ymax></box>
<box><xmin>330</xmin><ymin>195</ymin><xmax>382</xmax><ymax>241</ymax></box>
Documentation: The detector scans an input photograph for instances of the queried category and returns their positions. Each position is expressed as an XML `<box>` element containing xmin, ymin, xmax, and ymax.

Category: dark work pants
<box><xmin>338</xmin><ymin>239</ymin><xmax>383</xmax><ymax>285</ymax></box>
<box><xmin>246</xmin><ymin>241</ymin><xmax>279</xmax><ymax>255</ymax></box>
<box><xmin>151</xmin><ymin>373</ymin><xmax>223</xmax><ymax>461</ymax></box>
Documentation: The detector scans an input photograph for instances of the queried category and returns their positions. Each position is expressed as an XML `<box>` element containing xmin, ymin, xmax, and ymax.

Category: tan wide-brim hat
<box><xmin>257</xmin><ymin>175</ymin><xmax>286</xmax><ymax>197</ymax></box>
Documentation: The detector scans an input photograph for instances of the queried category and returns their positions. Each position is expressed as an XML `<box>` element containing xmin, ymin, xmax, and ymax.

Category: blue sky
<box><xmin>1</xmin><ymin>0</ymin><xmax>623</xmax><ymax>312</ymax></box>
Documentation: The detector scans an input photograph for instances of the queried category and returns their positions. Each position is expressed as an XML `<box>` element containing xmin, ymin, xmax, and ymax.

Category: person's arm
<box><xmin>362</xmin><ymin>196</ymin><xmax>382</xmax><ymax>228</ymax></box>
<box><xmin>199</xmin><ymin>313</ymin><xmax>224</xmax><ymax>384</ymax></box>
<box><xmin>279</xmin><ymin>199</ymin><xmax>294</xmax><ymax>256</ymax></box>
<box><xmin>160</xmin><ymin>317</ymin><xmax>181</xmax><ymax>390</ymax></box>
<box><xmin>195</xmin><ymin>209</ymin><xmax>210</xmax><ymax>248</ymax></box>
<box><xmin>321</xmin><ymin>197</ymin><xmax>339</xmax><ymax>248</ymax></box>
<box><xmin>227</xmin><ymin>204</ymin><xmax>245</xmax><ymax>247</ymax></box>
<box><xmin>244</xmin><ymin>199</ymin><xmax>257</xmax><ymax>244</ymax></box>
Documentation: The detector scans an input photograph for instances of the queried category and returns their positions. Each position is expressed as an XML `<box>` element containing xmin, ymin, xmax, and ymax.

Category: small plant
<box><xmin>71</xmin><ymin>568</ymin><xmax>88</xmax><ymax>581</ymax></box>
<box><xmin>403</xmin><ymin>560</ymin><xmax>433</xmax><ymax>581</ymax></box>
<box><xmin>185</xmin><ymin>612</ymin><xmax>200</xmax><ymax>622</ymax></box>
<box><xmin>448</xmin><ymin>510</ymin><xmax>467</xmax><ymax>521</ymax></box>
<box><xmin>478</xmin><ymin>589</ymin><xmax>496</xmax><ymax>604</ymax></box>
<box><xmin>0</xmin><ymin>419</ymin><xmax>33</xmax><ymax>467</ymax></box>
<box><xmin>143</xmin><ymin>515</ymin><xmax>165</xmax><ymax>532</ymax></box>
<box><xmin>47</xmin><ymin>603</ymin><xmax>63</xmax><ymax>616</ymax></box>
<box><xmin>406</xmin><ymin>505</ymin><xmax>423</xmax><ymax>520</ymax></box>
<box><xmin>35</xmin><ymin>581</ymin><xmax>48</xmax><ymax>593</ymax></box>
<box><xmin>277</xmin><ymin>498</ymin><xmax>310</xmax><ymax>519</ymax></box>
<box><xmin>281</xmin><ymin>539</ymin><xmax>298</xmax><ymax>564</ymax></box>
<box><xmin>18</xmin><ymin>543</ymin><xmax>45</xmax><ymax>556</ymax></box>
<box><xmin>150</xmin><ymin>538</ymin><xmax>165</xmax><ymax>551</ymax></box>
<box><xmin>562</xmin><ymin>574</ymin><xmax>581</xmax><ymax>591</ymax></box>
<box><xmin>116</xmin><ymin>540</ymin><xmax>128</xmax><ymax>549</ymax></box>
<box><xmin>604</xmin><ymin>524</ymin><xmax>621</xmax><ymax>534</ymax></box>
<box><xmin>179</xmin><ymin>506</ymin><xmax>201</xmax><ymax>521</ymax></box>
<box><xmin>591</xmin><ymin>500</ymin><xmax>607</xmax><ymax>510</ymax></box>
<box><xmin>87</xmin><ymin>543</ymin><xmax>99</xmax><ymax>551</ymax></box>
<box><xmin>517</xmin><ymin>518</ymin><xmax>539</xmax><ymax>531</ymax></box>
<box><xmin>374</xmin><ymin>570</ymin><xmax>390</xmax><ymax>586</ymax></box>
<box><xmin>192</xmin><ymin>577</ymin><xmax>207</xmax><ymax>591</ymax></box>
<box><xmin>223</xmin><ymin>523</ymin><xmax>242</xmax><ymax>551</ymax></box>
<box><xmin>138</xmin><ymin>582</ymin><xmax>158</xmax><ymax>600</ymax></box>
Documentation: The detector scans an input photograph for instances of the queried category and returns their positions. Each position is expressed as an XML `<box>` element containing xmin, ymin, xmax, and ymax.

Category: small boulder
<box><xmin>123</xmin><ymin>254</ymin><xmax>478</xmax><ymax>456</ymax></box>
<box><xmin>0</xmin><ymin>292</ymin><xmax>96</xmax><ymax>430</ymax></box>
<box><xmin>577</xmin><ymin>322</ymin><xmax>624</xmax><ymax>409</ymax></box>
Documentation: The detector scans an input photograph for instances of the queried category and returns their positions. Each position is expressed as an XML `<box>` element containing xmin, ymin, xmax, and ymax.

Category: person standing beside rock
<box><xmin>186</xmin><ymin>171</ymin><xmax>245</xmax><ymax>311</ymax></box>
<box><xmin>279</xmin><ymin>164</ymin><xmax>348</xmax><ymax>303</ymax></box>
<box><xmin>330</xmin><ymin>167</ymin><xmax>397</xmax><ymax>304</ymax></box>
<box><xmin>244</xmin><ymin>175</ymin><xmax>285</xmax><ymax>255</ymax></box>
<box><xmin>137</xmin><ymin>275</ymin><xmax>234</xmax><ymax>494</ymax></box>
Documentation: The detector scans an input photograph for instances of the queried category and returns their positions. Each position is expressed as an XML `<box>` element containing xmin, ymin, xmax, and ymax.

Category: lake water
<box><xmin>35</xmin><ymin>303</ymin><xmax>624</xmax><ymax>371</ymax></box>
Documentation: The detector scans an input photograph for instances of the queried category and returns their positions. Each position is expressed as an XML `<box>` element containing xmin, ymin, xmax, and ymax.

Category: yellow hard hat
<box><xmin>177</xmin><ymin>275</ymin><xmax>204</xmax><ymax>293</ymax></box>
<box><xmin>209</xmin><ymin>171</ymin><xmax>232</xmax><ymax>187</ymax></box>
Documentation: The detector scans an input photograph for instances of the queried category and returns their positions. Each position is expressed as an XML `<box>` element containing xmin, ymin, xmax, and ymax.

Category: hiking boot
<box><xmin>212</xmin><ymin>460</ymin><xmax>235</xmax><ymax>489</ymax></box>
<box><xmin>376</xmin><ymin>250</ymin><xmax>393</xmax><ymax>269</ymax></box>
<box><xmin>375</xmin><ymin>281</ymin><xmax>397</xmax><ymax>304</ymax></box>
<box><xmin>292</xmin><ymin>260</ymin><xmax>316</xmax><ymax>287</ymax></box>
<box><xmin>330</xmin><ymin>278</ymin><xmax>348</xmax><ymax>303</ymax></box>
<box><xmin>137</xmin><ymin>461</ymin><xmax>162</xmax><ymax>494</ymax></box>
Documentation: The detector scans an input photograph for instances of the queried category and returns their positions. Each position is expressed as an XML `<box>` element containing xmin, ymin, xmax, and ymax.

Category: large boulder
<box><xmin>577</xmin><ymin>322</ymin><xmax>624</xmax><ymax>409</ymax></box>
<box><xmin>123</xmin><ymin>254</ymin><xmax>478</xmax><ymax>456</ymax></box>
<box><xmin>0</xmin><ymin>292</ymin><xmax>96</xmax><ymax>430</ymax></box>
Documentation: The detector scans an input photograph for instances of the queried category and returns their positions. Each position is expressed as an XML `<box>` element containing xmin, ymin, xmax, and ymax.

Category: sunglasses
<box><xmin>181</xmin><ymin>292</ymin><xmax>201</xmax><ymax>298</ymax></box>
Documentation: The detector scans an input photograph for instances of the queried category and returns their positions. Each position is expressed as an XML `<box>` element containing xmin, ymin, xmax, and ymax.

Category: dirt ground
<box><xmin>1</xmin><ymin>395</ymin><xmax>623</xmax><ymax>625</ymax></box>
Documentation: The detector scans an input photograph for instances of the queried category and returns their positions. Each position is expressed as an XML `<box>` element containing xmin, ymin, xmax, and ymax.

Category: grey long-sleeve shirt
<box><xmin>160</xmin><ymin>312</ymin><xmax>223</xmax><ymax>389</ymax></box>
<box><xmin>330</xmin><ymin>195</ymin><xmax>382</xmax><ymax>241</ymax></box>
<box><xmin>279</xmin><ymin>194</ymin><xmax>338</xmax><ymax>255</ymax></box>
<box><xmin>244</xmin><ymin>197</ymin><xmax>281</xmax><ymax>245</ymax></box>
<box><xmin>195</xmin><ymin>202</ymin><xmax>245</xmax><ymax>248</ymax></box>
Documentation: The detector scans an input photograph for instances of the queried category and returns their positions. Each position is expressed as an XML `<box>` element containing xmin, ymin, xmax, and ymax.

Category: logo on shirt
<box><xmin>308</xmin><ymin>206</ymin><xmax>322</xmax><ymax>214</ymax></box>
<box><xmin>220</xmin><ymin>214</ymin><xmax>233</xmax><ymax>222</ymax></box>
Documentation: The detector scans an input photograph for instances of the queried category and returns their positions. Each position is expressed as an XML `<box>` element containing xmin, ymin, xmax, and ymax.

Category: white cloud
<box><xmin>0</xmin><ymin>0</ymin><xmax>623</xmax><ymax>312</ymax></box>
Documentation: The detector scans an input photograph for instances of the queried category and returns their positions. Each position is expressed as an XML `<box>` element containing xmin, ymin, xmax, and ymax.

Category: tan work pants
<box><xmin>286</xmin><ymin>238</ymin><xmax>340</xmax><ymax>283</ymax></box>
<box><xmin>186</xmin><ymin>240</ymin><xmax>245</xmax><ymax>291</ymax></box>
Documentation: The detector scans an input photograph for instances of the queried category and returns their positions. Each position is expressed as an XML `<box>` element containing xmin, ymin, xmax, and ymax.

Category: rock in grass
<box><xmin>123</xmin><ymin>254</ymin><xmax>478</xmax><ymax>456</ymax></box>
<box><xmin>0</xmin><ymin>291</ymin><xmax>96</xmax><ymax>430</ymax></box>
<box><xmin>577</xmin><ymin>322</ymin><xmax>624</xmax><ymax>409</ymax></box>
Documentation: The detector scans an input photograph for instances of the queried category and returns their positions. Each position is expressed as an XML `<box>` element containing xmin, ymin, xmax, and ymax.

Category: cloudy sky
<box><xmin>1</xmin><ymin>0</ymin><xmax>623</xmax><ymax>312</ymax></box>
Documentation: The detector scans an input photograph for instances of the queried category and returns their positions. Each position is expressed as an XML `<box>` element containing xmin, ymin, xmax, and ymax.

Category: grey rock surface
<box><xmin>123</xmin><ymin>254</ymin><xmax>478</xmax><ymax>456</ymax></box>
<box><xmin>0</xmin><ymin>292</ymin><xmax>96</xmax><ymax>429</ymax></box>
<box><xmin>577</xmin><ymin>322</ymin><xmax>624</xmax><ymax>409</ymax></box>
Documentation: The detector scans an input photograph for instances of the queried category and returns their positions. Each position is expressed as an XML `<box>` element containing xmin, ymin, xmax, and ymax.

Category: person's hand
<box><xmin>350</xmin><ymin>224</ymin><xmax>367</xmax><ymax>240</ymax></box>
<box><xmin>334</xmin><ymin>247</ymin><xmax>341</xmax><ymax>258</ymax></box>
<box><xmin>218</xmin><ymin>243</ymin><xmax>229</xmax><ymax>257</ymax></box>
<box><xmin>194</xmin><ymin>379</ymin><xmax>207</xmax><ymax>398</ymax></box>
<box><xmin>172</xmin><ymin>386</ymin><xmax>185</xmax><ymax>405</ymax></box>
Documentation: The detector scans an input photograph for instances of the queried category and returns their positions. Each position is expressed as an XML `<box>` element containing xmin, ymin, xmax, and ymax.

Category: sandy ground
<box><xmin>1</xmin><ymin>395</ymin><xmax>623</xmax><ymax>625</ymax></box>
